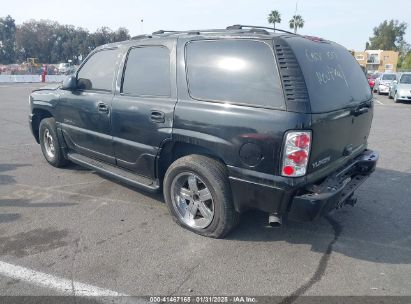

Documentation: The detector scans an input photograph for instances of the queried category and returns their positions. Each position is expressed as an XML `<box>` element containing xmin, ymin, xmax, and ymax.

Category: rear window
<box><xmin>285</xmin><ymin>38</ymin><xmax>372</xmax><ymax>113</ymax></box>
<box><xmin>382</xmin><ymin>74</ymin><xmax>396</xmax><ymax>80</ymax></box>
<box><xmin>185</xmin><ymin>39</ymin><xmax>285</xmax><ymax>109</ymax></box>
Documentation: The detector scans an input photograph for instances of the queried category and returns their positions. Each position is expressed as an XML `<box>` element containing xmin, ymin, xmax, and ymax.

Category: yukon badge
<box><xmin>312</xmin><ymin>156</ymin><xmax>331</xmax><ymax>169</ymax></box>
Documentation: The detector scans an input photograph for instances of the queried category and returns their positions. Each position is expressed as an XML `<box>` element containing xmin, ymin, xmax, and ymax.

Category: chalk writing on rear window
<box><xmin>316</xmin><ymin>64</ymin><xmax>348</xmax><ymax>87</ymax></box>
<box><xmin>305</xmin><ymin>49</ymin><xmax>348</xmax><ymax>87</ymax></box>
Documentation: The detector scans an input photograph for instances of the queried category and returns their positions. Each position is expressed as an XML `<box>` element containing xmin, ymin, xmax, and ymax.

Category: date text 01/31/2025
<box><xmin>149</xmin><ymin>296</ymin><xmax>257</xmax><ymax>303</ymax></box>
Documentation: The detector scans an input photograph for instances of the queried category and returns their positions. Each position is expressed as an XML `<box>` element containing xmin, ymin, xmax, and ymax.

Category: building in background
<box><xmin>353</xmin><ymin>50</ymin><xmax>399</xmax><ymax>73</ymax></box>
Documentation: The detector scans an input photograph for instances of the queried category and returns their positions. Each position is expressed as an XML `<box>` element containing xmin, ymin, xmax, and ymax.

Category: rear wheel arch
<box><xmin>157</xmin><ymin>141</ymin><xmax>228</xmax><ymax>182</ymax></box>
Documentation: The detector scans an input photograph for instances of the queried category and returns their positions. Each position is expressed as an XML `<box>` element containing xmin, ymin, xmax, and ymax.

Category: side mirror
<box><xmin>393</xmin><ymin>80</ymin><xmax>398</xmax><ymax>84</ymax></box>
<box><xmin>61</xmin><ymin>75</ymin><xmax>77</xmax><ymax>90</ymax></box>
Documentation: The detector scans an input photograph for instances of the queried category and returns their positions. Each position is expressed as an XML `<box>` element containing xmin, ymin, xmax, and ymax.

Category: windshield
<box><xmin>400</xmin><ymin>74</ymin><xmax>411</xmax><ymax>84</ymax></box>
<box><xmin>370</xmin><ymin>74</ymin><xmax>380</xmax><ymax>79</ymax></box>
<box><xmin>382</xmin><ymin>74</ymin><xmax>396</xmax><ymax>80</ymax></box>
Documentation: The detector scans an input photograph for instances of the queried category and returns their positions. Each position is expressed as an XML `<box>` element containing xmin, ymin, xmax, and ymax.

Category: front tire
<box><xmin>163</xmin><ymin>155</ymin><xmax>239</xmax><ymax>238</ymax></box>
<box><xmin>394</xmin><ymin>92</ymin><xmax>399</xmax><ymax>103</ymax></box>
<box><xmin>39</xmin><ymin>118</ymin><xmax>68</xmax><ymax>167</ymax></box>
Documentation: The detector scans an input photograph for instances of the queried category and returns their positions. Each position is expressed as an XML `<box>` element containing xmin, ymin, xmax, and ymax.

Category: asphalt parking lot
<box><xmin>0</xmin><ymin>84</ymin><xmax>410</xmax><ymax>301</ymax></box>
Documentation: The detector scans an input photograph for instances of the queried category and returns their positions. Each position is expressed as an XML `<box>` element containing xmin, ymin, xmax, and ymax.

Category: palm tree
<box><xmin>267</xmin><ymin>10</ymin><xmax>281</xmax><ymax>32</ymax></box>
<box><xmin>289</xmin><ymin>15</ymin><xmax>304</xmax><ymax>34</ymax></box>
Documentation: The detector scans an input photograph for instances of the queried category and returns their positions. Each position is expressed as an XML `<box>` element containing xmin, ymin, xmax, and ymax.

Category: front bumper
<box><xmin>288</xmin><ymin>149</ymin><xmax>379</xmax><ymax>221</ymax></box>
<box><xmin>28</xmin><ymin>113</ymin><xmax>39</xmax><ymax>143</ymax></box>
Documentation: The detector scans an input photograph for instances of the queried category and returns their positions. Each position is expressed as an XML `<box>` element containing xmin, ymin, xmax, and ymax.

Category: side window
<box><xmin>185</xmin><ymin>40</ymin><xmax>284</xmax><ymax>108</ymax></box>
<box><xmin>122</xmin><ymin>46</ymin><xmax>170</xmax><ymax>97</ymax></box>
<box><xmin>77</xmin><ymin>49</ymin><xmax>120</xmax><ymax>91</ymax></box>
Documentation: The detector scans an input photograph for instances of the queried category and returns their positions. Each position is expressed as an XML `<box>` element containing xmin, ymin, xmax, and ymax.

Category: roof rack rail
<box><xmin>226</xmin><ymin>24</ymin><xmax>296</xmax><ymax>35</ymax></box>
<box><xmin>152</xmin><ymin>30</ymin><xmax>180</xmax><ymax>35</ymax></box>
<box><xmin>152</xmin><ymin>29</ymin><xmax>222</xmax><ymax>35</ymax></box>
<box><xmin>131</xmin><ymin>34</ymin><xmax>152</xmax><ymax>40</ymax></box>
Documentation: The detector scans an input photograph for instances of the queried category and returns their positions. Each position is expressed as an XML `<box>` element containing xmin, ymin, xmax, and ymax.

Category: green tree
<box><xmin>400</xmin><ymin>51</ymin><xmax>411</xmax><ymax>69</ymax></box>
<box><xmin>367</xmin><ymin>20</ymin><xmax>407</xmax><ymax>51</ymax></box>
<box><xmin>267</xmin><ymin>10</ymin><xmax>281</xmax><ymax>31</ymax></box>
<box><xmin>15</xmin><ymin>20</ymin><xmax>58</xmax><ymax>63</ymax></box>
<box><xmin>289</xmin><ymin>15</ymin><xmax>304</xmax><ymax>34</ymax></box>
<box><xmin>0</xmin><ymin>15</ymin><xmax>16</xmax><ymax>64</ymax></box>
<box><xmin>113</xmin><ymin>27</ymin><xmax>130</xmax><ymax>42</ymax></box>
<box><xmin>14</xmin><ymin>19</ymin><xmax>130</xmax><ymax>64</ymax></box>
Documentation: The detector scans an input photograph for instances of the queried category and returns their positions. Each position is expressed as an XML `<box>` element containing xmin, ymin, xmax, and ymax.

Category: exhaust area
<box><xmin>268</xmin><ymin>213</ymin><xmax>282</xmax><ymax>227</ymax></box>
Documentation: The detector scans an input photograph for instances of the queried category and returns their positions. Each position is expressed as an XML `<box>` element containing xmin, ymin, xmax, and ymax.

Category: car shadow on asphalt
<box><xmin>0</xmin><ymin>163</ymin><xmax>31</xmax><ymax>186</ymax></box>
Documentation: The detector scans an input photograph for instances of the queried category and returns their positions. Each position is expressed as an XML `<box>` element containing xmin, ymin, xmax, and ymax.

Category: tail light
<box><xmin>281</xmin><ymin>131</ymin><xmax>311</xmax><ymax>177</ymax></box>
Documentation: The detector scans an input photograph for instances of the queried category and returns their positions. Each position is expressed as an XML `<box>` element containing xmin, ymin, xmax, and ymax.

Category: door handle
<box><xmin>97</xmin><ymin>102</ymin><xmax>109</xmax><ymax>113</ymax></box>
<box><xmin>150</xmin><ymin>110</ymin><xmax>165</xmax><ymax>123</ymax></box>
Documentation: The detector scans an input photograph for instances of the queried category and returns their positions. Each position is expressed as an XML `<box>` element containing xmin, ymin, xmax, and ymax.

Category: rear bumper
<box><xmin>378</xmin><ymin>85</ymin><xmax>390</xmax><ymax>93</ymax></box>
<box><xmin>288</xmin><ymin>149</ymin><xmax>379</xmax><ymax>221</ymax></box>
<box><xmin>228</xmin><ymin>149</ymin><xmax>379</xmax><ymax>220</ymax></box>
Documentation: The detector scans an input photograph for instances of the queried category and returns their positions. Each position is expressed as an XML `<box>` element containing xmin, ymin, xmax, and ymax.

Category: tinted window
<box><xmin>186</xmin><ymin>40</ymin><xmax>284</xmax><ymax>108</ymax></box>
<box><xmin>286</xmin><ymin>38</ymin><xmax>372</xmax><ymax>113</ymax></box>
<box><xmin>400</xmin><ymin>74</ymin><xmax>411</xmax><ymax>84</ymax></box>
<box><xmin>382</xmin><ymin>74</ymin><xmax>396</xmax><ymax>80</ymax></box>
<box><xmin>122</xmin><ymin>46</ymin><xmax>170</xmax><ymax>97</ymax></box>
<box><xmin>77</xmin><ymin>49</ymin><xmax>120</xmax><ymax>91</ymax></box>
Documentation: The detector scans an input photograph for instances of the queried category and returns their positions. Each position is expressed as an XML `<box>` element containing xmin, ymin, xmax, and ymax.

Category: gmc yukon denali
<box><xmin>28</xmin><ymin>25</ymin><xmax>379</xmax><ymax>238</ymax></box>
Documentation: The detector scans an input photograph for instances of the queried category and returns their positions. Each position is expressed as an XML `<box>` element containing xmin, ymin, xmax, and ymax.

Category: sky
<box><xmin>2</xmin><ymin>0</ymin><xmax>411</xmax><ymax>51</ymax></box>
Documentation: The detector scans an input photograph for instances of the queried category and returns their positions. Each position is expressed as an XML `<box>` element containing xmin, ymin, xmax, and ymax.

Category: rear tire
<box><xmin>39</xmin><ymin>118</ymin><xmax>69</xmax><ymax>168</ymax></box>
<box><xmin>163</xmin><ymin>155</ymin><xmax>240</xmax><ymax>238</ymax></box>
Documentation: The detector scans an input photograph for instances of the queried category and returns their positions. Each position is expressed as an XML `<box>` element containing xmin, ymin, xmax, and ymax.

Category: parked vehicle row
<box><xmin>373</xmin><ymin>73</ymin><xmax>397</xmax><ymax>95</ymax></box>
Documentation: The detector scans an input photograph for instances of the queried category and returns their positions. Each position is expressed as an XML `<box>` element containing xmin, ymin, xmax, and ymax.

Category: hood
<box><xmin>397</xmin><ymin>83</ymin><xmax>411</xmax><ymax>91</ymax></box>
<box><xmin>32</xmin><ymin>83</ymin><xmax>61</xmax><ymax>92</ymax></box>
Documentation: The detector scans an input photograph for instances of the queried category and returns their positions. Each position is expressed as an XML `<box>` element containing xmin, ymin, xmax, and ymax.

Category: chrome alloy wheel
<box><xmin>170</xmin><ymin>172</ymin><xmax>215</xmax><ymax>229</ymax></box>
<box><xmin>43</xmin><ymin>128</ymin><xmax>55</xmax><ymax>158</ymax></box>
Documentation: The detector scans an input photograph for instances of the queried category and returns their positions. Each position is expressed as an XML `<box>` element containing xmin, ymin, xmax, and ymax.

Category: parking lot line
<box><xmin>374</xmin><ymin>98</ymin><xmax>384</xmax><ymax>105</ymax></box>
<box><xmin>0</xmin><ymin>260</ymin><xmax>126</xmax><ymax>297</ymax></box>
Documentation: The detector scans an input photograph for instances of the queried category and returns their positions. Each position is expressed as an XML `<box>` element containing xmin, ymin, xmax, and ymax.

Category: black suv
<box><xmin>29</xmin><ymin>25</ymin><xmax>378</xmax><ymax>238</ymax></box>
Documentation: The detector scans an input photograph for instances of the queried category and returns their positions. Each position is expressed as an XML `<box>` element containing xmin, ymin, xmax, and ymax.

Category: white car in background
<box><xmin>58</xmin><ymin>62</ymin><xmax>71</xmax><ymax>74</ymax></box>
<box><xmin>389</xmin><ymin>73</ymin><xmax>411</xmax><ymax>103</ymax></box>
<box><xmin>374</xmin><ymin>73</ymin><xmax>397</xmax><ymax>95</ymax></box>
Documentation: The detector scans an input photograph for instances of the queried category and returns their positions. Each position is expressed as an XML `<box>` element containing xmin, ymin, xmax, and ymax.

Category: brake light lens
<box><xmin>281</xmin><ymin>131</ymin><xmax>311</xmax><ymax>177</ymax></box>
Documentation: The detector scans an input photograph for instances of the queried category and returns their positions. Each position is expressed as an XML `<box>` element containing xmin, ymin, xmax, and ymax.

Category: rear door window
<box><xmin>185</xmin><ymin>39</ymin><xmax>285</xmax><ymax>109</ymax></box>
<box><xmin>122</xmin><ymin>46</ymin><xmax>171</xmax><ymax>97</ymax></box>
<box><xmin>285</xmin><ymin>38</ymin><xmax>372</xmax><ymax>113</ymax></box>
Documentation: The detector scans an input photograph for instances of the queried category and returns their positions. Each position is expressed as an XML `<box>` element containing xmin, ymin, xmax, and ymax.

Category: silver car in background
<box><xmin>374</xmin><ymin>73</ymin><xmax>397</xmax><ymax>95</ymax></box>
<box><xmin>389</xmin><ymin>73</ymin><xmax>411</xmax><ymax>103</ymax></box>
